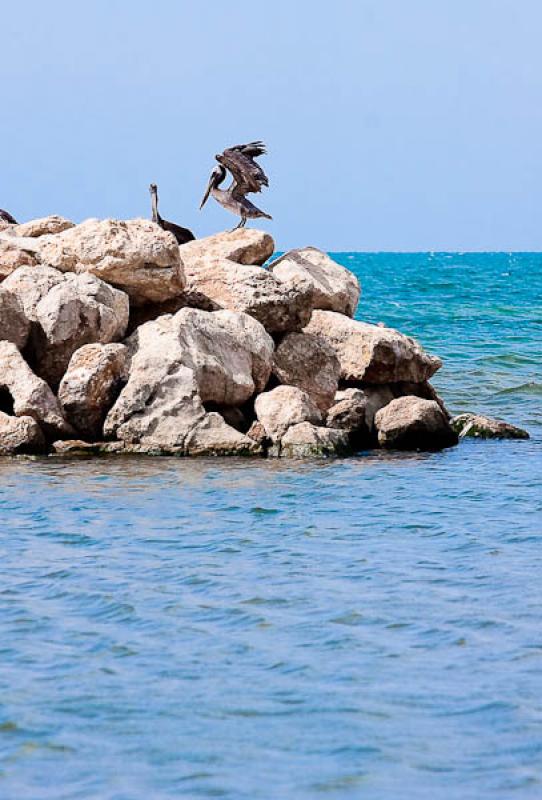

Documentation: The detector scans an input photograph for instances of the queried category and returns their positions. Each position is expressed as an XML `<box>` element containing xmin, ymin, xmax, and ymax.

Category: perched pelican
<box><xmin>149</xmin><ymin>183</ymin><xmax>195</xmax><ymax>244</ymax></box>
<box><xmin>0</xmin><ymin>209</ymin><xmax>18</xmax><ymax>225</ymax></box>
<box><xmin>199</xmin><ymin>141</ymin><xmax>272</xmax><ymax>230</ymax></box>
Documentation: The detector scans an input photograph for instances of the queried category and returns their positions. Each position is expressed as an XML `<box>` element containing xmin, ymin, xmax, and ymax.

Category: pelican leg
<box><xmin>230</xmin><ymin>216</ymin><xmax>247</xmax><ymax>232</ymax></box>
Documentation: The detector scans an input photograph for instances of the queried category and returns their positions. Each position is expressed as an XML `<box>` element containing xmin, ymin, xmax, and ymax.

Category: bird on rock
<box><xmin>200</xmin><ymin>141</ymin><xmax>272</xmax><ymax>231</ymax></box>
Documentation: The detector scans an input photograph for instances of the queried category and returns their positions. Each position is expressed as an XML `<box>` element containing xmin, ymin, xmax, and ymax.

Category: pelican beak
<box><xmin>199</xmin><ymin>176</ymin><xmax>213</xmax><ymax>210</ymax></box>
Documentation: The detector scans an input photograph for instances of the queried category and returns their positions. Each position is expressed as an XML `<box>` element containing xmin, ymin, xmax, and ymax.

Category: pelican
<box><xmin>0</xmin><ymin>209</ymin><xmax>18</xmax><ymax>225</ymax></box>
<box><xmin>149</xmin><ymin>183</ymin><xmax>195</xmax><ymax>244</ymax></box>
<box><xmin>199</xmin><ymin>141</ymin><xmax>272</xmax><ymax>230</ymax></box>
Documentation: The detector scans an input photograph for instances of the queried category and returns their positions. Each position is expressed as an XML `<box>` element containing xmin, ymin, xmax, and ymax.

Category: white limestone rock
<box><xmin>36</xmin><ymin>218</ymin><xmax>185</xmax><ymax>305</ymax></box>
<box><xmin>270</xmin><ymin>247</ymin><xmax>361</xmax><ymax>317</ymax></box>
<box><xmin>255</xmin><ymin>385</ymin><xmax>322</xmax><ymax>442</ymax></box>
<box><xmin>304</xmin><ymin>310</ymin><xmax>442</xmax><ymax>384</ymax></box>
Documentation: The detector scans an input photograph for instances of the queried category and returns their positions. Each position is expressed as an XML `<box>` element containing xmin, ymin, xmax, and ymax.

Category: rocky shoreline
<box><xmin>0</xmin><ymin>216</ymin><xmax>529</xmax><ymax>457</ymax></box>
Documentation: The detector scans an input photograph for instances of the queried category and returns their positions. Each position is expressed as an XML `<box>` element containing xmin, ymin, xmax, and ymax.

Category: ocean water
<box><xmin>0</xmin><ymin>253</ymin><xmax>540</xmax><ymax>800</ymax></box>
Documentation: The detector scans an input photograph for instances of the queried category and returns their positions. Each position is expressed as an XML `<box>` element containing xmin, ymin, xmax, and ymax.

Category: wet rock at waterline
<box><xmin>0</xmin><ymin>341</ymin><xmax>72</xmax><ymax>439</ymax></box>
<box><xmin>278</xmin><ymin>422</ymin><xmax>351</xmax><ymax>458</ymax></box>
<box><xmin>255</xmin><ymin>385</ymin><xmax>322</xmax><ymax>442</ymax></box>
<box><xmin>451</xmin><ymin>413</ymin><xmax>530</xmax><ymax>440</ymax></box>
<box><xmin>58</xmin><ymin>343</ymin><xmax>129</xmax><ymax>439</ymax></box>
<box><xmin>0</xmin><ymin>411</ymin><xmax>46</xmax><ymax>455</ymax></box>
<box><xmin>375</xmin><ymin>396</ymin><xmax>458</xmax><ymax>451</ymax></box>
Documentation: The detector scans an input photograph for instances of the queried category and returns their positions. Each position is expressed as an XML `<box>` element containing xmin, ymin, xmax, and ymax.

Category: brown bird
<box><xmin>200</xmin><ymin>141</ymin><xmax>272</xmax><ymax>230</ymax></box>
<box><xmin>149</xmin><ymin>183</ymin><xmax>195</xmax><ymax>244</ymax></box>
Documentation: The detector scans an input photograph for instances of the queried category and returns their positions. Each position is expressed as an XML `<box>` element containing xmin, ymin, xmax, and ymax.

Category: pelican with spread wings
<box><xmin>199</xmin><ymin>141</ymin><xmax>272</xmax><ymax>230</ymax></box>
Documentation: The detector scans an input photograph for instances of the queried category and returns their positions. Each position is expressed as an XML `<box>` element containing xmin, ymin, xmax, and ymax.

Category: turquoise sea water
<box><xmin>0</xmin><ymin>253</ymin><xmax>541</xmax><ymax>800</ymax></box>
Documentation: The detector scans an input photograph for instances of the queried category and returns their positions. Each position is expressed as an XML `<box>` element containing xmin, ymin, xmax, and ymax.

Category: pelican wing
<box><xmin>216</xmin><ymin>141</ymin><xmax>269</xmax><ymax>197</ymax></box>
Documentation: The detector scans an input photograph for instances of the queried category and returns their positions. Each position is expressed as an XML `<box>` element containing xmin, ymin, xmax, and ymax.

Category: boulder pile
<box><xmin>0</xmin><ymin>217</ymin><xmax>526</xmax><ymax>457</ymax></box>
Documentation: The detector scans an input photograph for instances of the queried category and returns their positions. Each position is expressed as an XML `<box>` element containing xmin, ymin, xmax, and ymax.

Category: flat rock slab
<box><xmin>13</xmin><ymin>215</ymin><xmax>75</xmax><ymax>238</ymax></box>
<box><xmin>451</xmin><ymin>413</ymin><xmax>530</xmax><ymax>440</ymax></box>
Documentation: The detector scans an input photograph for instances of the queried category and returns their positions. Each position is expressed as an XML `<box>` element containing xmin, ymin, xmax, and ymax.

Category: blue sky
<box><xmin>2</xmin><ymin>0</ymin><xmax>541</xmax><ymax>250</ymax></box>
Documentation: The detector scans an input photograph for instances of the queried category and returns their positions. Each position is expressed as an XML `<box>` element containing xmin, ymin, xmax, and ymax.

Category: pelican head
<box><xmin>199</xmin><ymin>165</ymin><xmax>226</xmax><ymax>210</ymax></box>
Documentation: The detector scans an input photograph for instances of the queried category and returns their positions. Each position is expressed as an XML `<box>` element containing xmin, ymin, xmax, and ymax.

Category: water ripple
<box><xmin>0</xmin><ymin>253</ymin><xmax>541</xmax><ymax>799</ymax></box>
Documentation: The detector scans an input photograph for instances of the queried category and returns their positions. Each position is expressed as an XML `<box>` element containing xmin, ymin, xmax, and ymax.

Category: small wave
<box><xmin>495</xmin><ymin>382</ymin><xmax>542</xmax><ymax>396</ymax></box>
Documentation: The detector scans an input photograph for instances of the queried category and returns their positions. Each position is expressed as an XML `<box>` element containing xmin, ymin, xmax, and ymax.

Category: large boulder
<box><xmin>105</xmin><ymin>360</ymin><xmax>258</xmax><ymax>456</ymax></box>
<box><xmin>180</xmin><ymin>229</ymin><xmax>274</xmax><ymax>267</ymax></box>
<box><xmin>182</xmin><ymin>259</ymin><xmax>312</xmax><ymax>334</ymax></box>
<box><xmin>0</xmin><ymin>341</ymin><xmax>72</xmax><ymax>438</ymax></box>
<box><xmin>392</xmin><ymin>380</ymin><xmax>450</xmax><ymax>417</ymax></box>
<box><xmin>176</xmin><ymin>308</ymin><xmax>274</xmax><ymax>404</ymax></box>
<box><xmin>0</xmin><ymin>289</ymin><xmax>30</xmax><ymax>349</ymax></box>
<box><xmin>273</xmin><ymin>332</ymin><xmax>341</xmax><ymax>412</ymax></box>
<box><xmin>374</xmin><ymin>396</ymin><xmax>458</xmax><ymax>451</ymax></box>
<box><xmin>270</xmin><ymin>247</ymin><xmax>360</xmax><ymax>317</ymax></box>
<box><xmin>105</xmin><ymin>361</ymin><xmax>204</xmax><ymax>449</ymax></box>
<box><xmin>31</xmin><ymin>273</ymin><xmax>129</xmax><ymax>387</ymax></box>
<box><xmin>451</xmin><ymin>413</ymin><xmax>530</xmax><ymax>440</ymax></box>
<box><xmin>255</xmin><ymin>385</ymin><xmax>322</xmax><ymax>442</ymax></box>
<box><xmin>36</xmin><ymin>218</ymin><xmax>185</xmax><ymax>305</ymax></box>
<box><xmin>105</xmin><ymin>309</ymin><xmax>274</xmax><ymax>450</ymax></box>
<box><xmin>13</xmin><ymin>215</ymin><xmax>74</xmax><ymax>238</ymax></box>
<box><xmin>2</xmin><ymin>265</ymin><xmax>65</xmax><ymax>319</ymax></box>
<box><xmin>279</xmin><ymin>423</ymin><xmax>350</xmax><ymax>458</ymax></box>
<box><xmin>180</xmin><ymin>227</ymin><xmax>311</xmax><ymax>334</ymax></box>
<box><xmin>304</xmin><ymin>311</ymin><xmax>442</xmax><ymax>384</ymax></box>
<box><xmin>0</xmin><ymin>239</ymin><xmax>37</xmax><ymax>281</ymax></box>
<box><xmin>3</xmin><ymin>266</ymin><xmax>129</xmax><ymax>389</ymax></box>
<box><xmin>0</xmin><ymin>411</ymin><xmax>46</xmax><ymax>455</ymax></box>
<box><xmin>58</xmin><ymin>344</ymin><xmax>128</xmax><ymax>439</ymax></box>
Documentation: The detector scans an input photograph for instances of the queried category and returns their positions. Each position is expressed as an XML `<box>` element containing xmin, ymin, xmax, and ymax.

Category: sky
<box><xmin>2</xmin><ymin>0</ymin><xmax>542</xmax><ymax>251</ymax></box>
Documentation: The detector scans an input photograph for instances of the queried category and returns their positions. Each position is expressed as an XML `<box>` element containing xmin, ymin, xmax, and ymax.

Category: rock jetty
<box><xmin>0</xmin><ymin>217</ymin><xmax>527</xmax><ymax>457</ymax></box>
